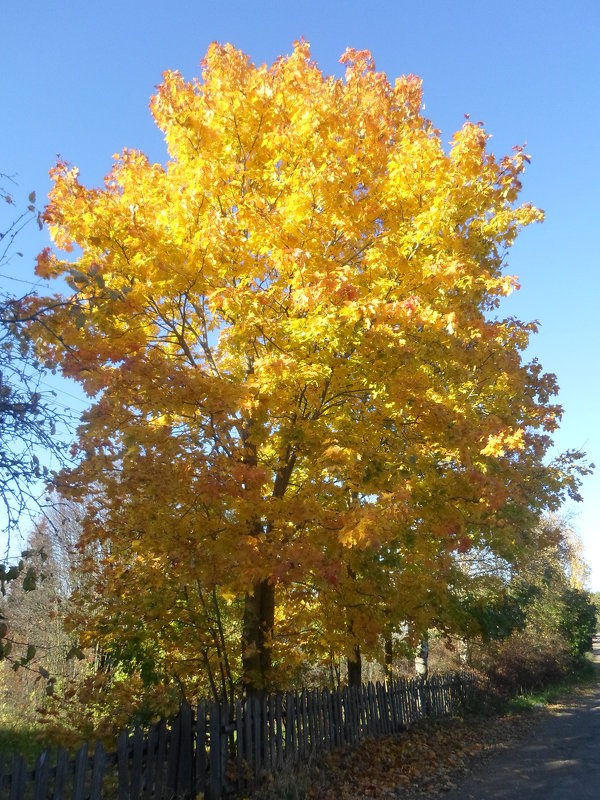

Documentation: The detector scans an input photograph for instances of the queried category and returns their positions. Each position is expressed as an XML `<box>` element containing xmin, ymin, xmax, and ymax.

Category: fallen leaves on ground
<box><xmin>305</xmin><ymin>711</ymin><xmax>540</xmax><ymax>799</ymax></box>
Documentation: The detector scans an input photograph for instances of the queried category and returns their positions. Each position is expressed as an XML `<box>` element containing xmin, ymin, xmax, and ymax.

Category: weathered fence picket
<box><xmin>0</xmin><ymin>673</ymin><xmax>476</xmax><ymax>800</ymax></box>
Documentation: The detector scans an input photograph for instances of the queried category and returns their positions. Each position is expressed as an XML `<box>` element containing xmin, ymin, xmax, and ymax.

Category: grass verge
<box><xmin>507</xmin><ymin>655</ymin><xmax>597</xmax><ymax>713</ymax></box>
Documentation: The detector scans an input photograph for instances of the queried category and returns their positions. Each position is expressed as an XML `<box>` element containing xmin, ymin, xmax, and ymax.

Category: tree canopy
<box><xmin>21</xmin><ymin>42</ymin><xmax>588</xmax><ymax>695</ymax></box>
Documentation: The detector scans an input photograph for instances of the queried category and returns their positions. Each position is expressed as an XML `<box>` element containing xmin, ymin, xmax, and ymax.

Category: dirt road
<box><xmin>441</xmin><ymin>637</ymin><xmax>600</xmax><ymax>800</ymax></box>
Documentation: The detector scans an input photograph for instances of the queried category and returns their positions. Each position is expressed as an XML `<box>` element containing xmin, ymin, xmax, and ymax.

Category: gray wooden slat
<box><xmin>424</xmin><ymin>679</ymin><xmax>430</xmax><ymax>718</ymax></box>
<box><xmin>275</xmin><ymin>693</ymin><xmax>283</xmax><ymax>768</ymax></box>
<box><xmin>409</xmin><ymin>678</ymin><xmax>418</xmax><ymax>723</ymax></box>
<box><xmin>407</xmin><ymin>680</ymin><xmax>414</xmax><ymax>723</ymax></box>
<box><xmin>361</xmin><ymin>684</ymin><xmax>369</xmax><ymax>740</ymax></box>
<box><xmin>334</xmin><ymin>687</ymin><xmax>344</xmax><ymax>747</ymax></box>
<box><xmin>316</xmin><ymin>689</ymin><xmax>324</xmax><ymax>750</ymax></box>
<box><xmin>9</xmin><ymin>755</ymin><xmax>26</xmax><ymax>800</ymax></box>
<box><xmin>378</xmin><ymin>682</ymin><xmax>386</xmax><ymax>734</ymax></box>
<box><xmin>209</xmin><ymin>702</ymin><xmax>222</xmax><ymax>800</ymax></box>
<box><xmin>320</xmin><ymin>688</ymin><xmax>328</xmax><ymax>751</ymax></box>
<box><xmin>314</xmin><ymin>688</ymin><xmax>322</xmax><ymax>750</ymax></box>
<box><xmin>321</xmin><ymin>689</ymin><xmax>330</xmax><ymax>751</ymax></box>
<box><xmin>143</xmin><ymin>724</ymin><xmax>157</xmax><ymax>800</ymax></box>
<box><xmin>326</xmin><ymin>688</ymin><xmax>335</xmax><ymax>750</ymax></box>
<box><xmin>284</xmin><ymin>692</ymin><xmax>295</xmax><ymax>762</ymax></box>
<box><xmin>318</xmin><ymin>689</ymin><xmax>326</xmax><ymax>749</ymax></box>
<box><xmin>130</xmin><ymin>727</ymin><xmax>143</xmax><ymax>800</ymax></box>
<box><xmin>356</xmin><ymin>685</ymin><xmax>364</xmax><ymax>742</ymax></box>
<box><xmin>409</xmin><ymin>678</ymin><xmax>417</xmax><ymax>724</ymax></box>
<box><xmin>260</xmin><ymin>694</ymin><xmax>268</xmax><ymax>772</ymax></box>
<box><xmin>362</xmin><ymin>684</ymin><xmax>371</xmax><ymax>736</ymax></box>
<box><xmin>398</xmin><ymin>680</ymin><xmax>406</xmax><ymax>727</ymax></box>
<box><xmin>302</xmin><ymin>690</ymin><xmax>310</xmax><ymax>756</ymax></box>
<box><xmin>371</xmin><ymin>682</ymin><xmax>384</xmax><ymax>736</ymax></box>
<box><xmin>370</xmin><ymin>682</ymin><xmax>380</xmax><ymax>735</ymax></box>
<box><xmin>378</xmin><ymin>682</ymin><xmax>390</xmax><ymax>735</ymax></box>
<box><xmin>177</xmin><ymin>702</ymin><xmax>193</xmax><ymax>796</ymax></box>
<box><xmin>72</xmin><ymin>742</ymin><xmax>88</xmax><ymax>800</ymax></box>
<box><xmin>252</xmin><ymin>696</ymin><xmax>261</xmax><ymax>785</ymax></box>
<box><xmin>33</xmin><ymin>749</ymin><xmax>50</xmax><ymax>800</ymax></box>
<box><xmin>326</xmin><ymin>688</ymin><xmax>333</xmax><ymax>749</ymax></box>
<box><xmin>344</xmin><ymin>686</ymin><xmax>353</xmax><ymax>745</ymax></box>
<box><xmin>89</xmin><ymin>741</ymin><xmax>105</xmax><ymax>800</ymax></box>
<box><xmin>398</xmin><ymin>679</ymin><xmax>406</xmax><ymax>727</ymax></box>
<box><xmin>117</xmin><ymin>730</ymin><xmax>130</xmax><ymax>800</ymax></box>
<box><xmin>308</xmin><ymin>689</ymin><xmax>315</xmax><ymax>753</ymax></box>
<box><xmin>154</xmin><ymin>720</ymin><xmax>167</xmax><ymax>800</ymax></box>
<box><xmin>340</xmin><ymin>686</ymin><xmax>349</xmax><ymax>744</ymax></box>
<box><xmin>235</xmin><ymin>698</ymin><xmax>244</xmax><ymax>794</ymax></box>
<box><xmin>54</xmin><ymin>748</ymin><xmax>68</xmax><ymax>800</ymax></box>
<box><xmin>295</xmin><ymin>692</ymin><xmax>304</xmax><ymax>759</ymax></box>
<box><xmin>268</xmin><ymin>694</ymin><xmax>277</xmax><ymax>771</ymax></box>
<box><xmin>166</xmin><ymin>713</ymin><xmax>180</xmax><ymax>793</ymax></box>
<box><xmin>354</xmin><ymin>685</ymin><xmax>363</xmax><ymax>742</ymax></box>
<box><xmin>306</xmin><ymin>689</ymin><xmax>315</xmax><ymax>754</ymax></box>
<box><xmin>196</xmin><ymin>702</ymin><xmax>207</xmax><ymax>798</ymax></box>
<box><xmin>243</xmin><ymin>698</ymin><xmax>254</xmax><ymax>790</ymax></box>
<box><xmin>388</xmin><ymin>680</ymin><xmax>398</xmax><ymax>732</ymax></box>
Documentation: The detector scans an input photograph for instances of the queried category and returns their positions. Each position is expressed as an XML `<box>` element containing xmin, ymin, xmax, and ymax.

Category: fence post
<box><xmin>177</xmin><ymin>701</ymin><xmax>193</xmax><ymax>796</ymax></box>
<box><xmin>130</xmin><ymin>728</ymin><xmax>143</xmax><ymax>800</ymax></box>
<box><xmin>235</xmin><ymin>698</ymin><xmax>244</xmax><ymax>795</ymax></box>
<box><xmin>33</xmin><ymin>749</ymin><xmax>50</xmax><ymax>800</ymax></box>
<box><xmin>10</xmin><ymin>755</ymin><xmax>27</xmax><ymax>800</ymax></box>
<box><xmin>208</xmin><ymin>702</ymin><xmax>223</xmax><ymax>800</ymax></box>
<box><xmin>54</xmin><ymin>748</ymin><xmax>68</xmax><ymax>800</ymax></box>
<box><xmin>285</xmin><ymin>691</ymin><xmax>296</xmax><ymax>762</ymax></box>
<box><xmin>117</xmin><ymin>731</ymin><xmax>130</xmax><ymax>800</ymax></box>
<box><xmin>72</xmin><ymin>742</ymin><xmax>88</xmax><ymax>800</ymax></box>
<box><xmin>89</xmin><ymin>741</ymin><xmax>105</xmax><ymax>800</ymax></box>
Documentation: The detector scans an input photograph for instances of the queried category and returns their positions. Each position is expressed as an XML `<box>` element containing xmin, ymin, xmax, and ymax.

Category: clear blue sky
<box><xmin>1</xmin><ymin>1</ymin><xmax>599</xmax><ymax>587</ymax></box>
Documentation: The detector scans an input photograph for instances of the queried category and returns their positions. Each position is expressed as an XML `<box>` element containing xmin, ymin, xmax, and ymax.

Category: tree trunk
<box><xmin>242</xmin><ymin>579</ymin><xmax>275</xmax><ymax>695</ymax></box>
<box><xmin>239</xmin><ymin>434</ymin><xmax>295</xmax><ymax>695</ymax></box>
<box><xmin>384</xmin><ymin>634</ymin><xmax>393</xmax><ymax>682</ymax></box>
<box><xmin>457</xmin><ymin>637</ymin><xmax>470</xmax><ymax>667</ymax></box>
<box><xmin>347</xmin><ymin>644</ymin><xmax>362</xmax><ymax>687</ymax></box>
<box><xmin>414</xmin><ymin>633</ymin><xmax>429</xmax><ymax>679</ymax></box>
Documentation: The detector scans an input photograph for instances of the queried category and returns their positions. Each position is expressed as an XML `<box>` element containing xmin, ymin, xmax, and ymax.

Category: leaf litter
<box><xmin>302</xmin><ymin>711</ymin><xmax>541</xmax><ymax>799</ymax></box>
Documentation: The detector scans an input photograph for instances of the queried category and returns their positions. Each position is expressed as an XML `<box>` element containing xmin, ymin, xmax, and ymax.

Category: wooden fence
<box><xmin>0</xmin><ymin>673</ymin><xmax>477</xmax><ymax>800</ymax></box>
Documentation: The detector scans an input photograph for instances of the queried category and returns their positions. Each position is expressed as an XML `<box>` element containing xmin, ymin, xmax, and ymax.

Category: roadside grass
<box><xmin>507</xmin><ymin>654</ymin><xmax>597</xmax><ymax>713</ymax></box>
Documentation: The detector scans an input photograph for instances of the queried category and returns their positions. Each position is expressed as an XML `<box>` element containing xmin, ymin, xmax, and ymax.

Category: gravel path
<box><xmin>441</xmin><ymin>636</ymin><xmax>600</xmax><ymax>800</ymax></box>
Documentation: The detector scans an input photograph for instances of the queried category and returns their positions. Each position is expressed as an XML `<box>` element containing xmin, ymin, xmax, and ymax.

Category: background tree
<box><xmin>0</xmin><ymin>500</ymin><xmax>88</xmax><ymax>736</ymax></box>
<box><xmin>22</xmin><ymin>42</ymin><xmax>588</xmax><ymax>703</ymax></box>
<box><xmin>0</xmin><ymin>172</ymin><xmax>71</xmax><ymax>546</ymax></box>
<box><xmin>0</xmin><ymin>174</ymin><xmax>75</xmax><ymax>723</ymax></box>
<box><xmin>462</xmin><ymin>516</ymin><xmax>597</xmax><ymax>694</ymax></box>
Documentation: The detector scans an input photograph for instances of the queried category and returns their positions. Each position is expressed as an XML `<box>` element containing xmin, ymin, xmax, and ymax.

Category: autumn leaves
<box><xmin>22</xmin><ymin>41</ymin><xmax>585</xmax><ymax>698</ymax></box>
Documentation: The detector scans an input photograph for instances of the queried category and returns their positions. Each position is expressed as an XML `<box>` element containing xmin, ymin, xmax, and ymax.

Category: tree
<box><xmin>22</xmin><ymin>42</ymin><xmax>587</xmax><ymax>697</ymax></box>
<box><xmin>0</xmin><ymin>173</ymin><xmax>70</xmax><ymax>545</ymax></box>
<box><xmin>468</xmin><ymin>517</ymin><xmax>597</xmax><ymax>693</ymax></box>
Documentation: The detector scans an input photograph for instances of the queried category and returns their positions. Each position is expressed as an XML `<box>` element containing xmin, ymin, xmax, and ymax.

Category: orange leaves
<box><xmin>20</xmin><ymin>39</ymin><xmax>585</xmax><ymax>695</ymax></box>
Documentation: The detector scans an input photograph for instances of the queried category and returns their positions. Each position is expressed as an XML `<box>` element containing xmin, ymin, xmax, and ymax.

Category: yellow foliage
<box><xmin>19</xmin><ymin>41</ymin><xmax>586</xmax><ymax>698</ymax></box>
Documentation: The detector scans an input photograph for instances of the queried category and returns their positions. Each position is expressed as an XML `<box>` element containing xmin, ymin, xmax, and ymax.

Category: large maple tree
<box><xmin>23</xmin><ymin>42</ymin><xmax>585</xmax><ymax>695</ymax></box>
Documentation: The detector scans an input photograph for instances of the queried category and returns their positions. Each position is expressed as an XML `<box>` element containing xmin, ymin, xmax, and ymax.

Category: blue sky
<box><xmin>1</xmin><ymin>1</ymin><xmax>599</xmax><ymax>587</ymax></box>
